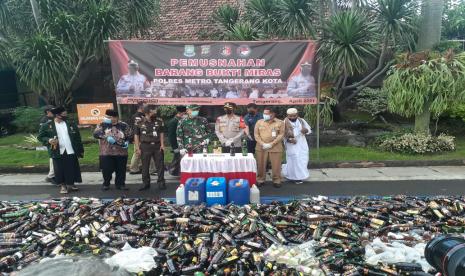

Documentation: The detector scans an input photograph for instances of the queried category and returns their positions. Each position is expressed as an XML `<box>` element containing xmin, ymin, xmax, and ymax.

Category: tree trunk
<box><xmin>417</xmin><ymin>0</ymin><xmax>444</xmax><ymax>50</ymax></box>
<box><xmin>414</xmin><ymin>102</ymin><xmax>431</xmax><ymax>134</ymax></box>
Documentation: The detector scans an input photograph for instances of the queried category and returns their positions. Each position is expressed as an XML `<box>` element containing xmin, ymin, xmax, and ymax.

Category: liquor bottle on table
<box><xmin>241</xmin><ymin>138</ymin><xmax>248</xmax><ymax>156</ymax></box>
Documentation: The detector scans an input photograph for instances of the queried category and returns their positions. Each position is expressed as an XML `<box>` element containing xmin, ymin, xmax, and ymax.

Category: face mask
<box><xmin>191</xmin><ymin>111</ymin><xmax>199</xmax><ymax>117</ymax></box>
<box><xmin>248</xmin><ymin>111</ymin><xmax>256</xmax><ymax>115</ymax></box>
<box><xmin>103</xmin><ymin>117</ymin><xmax>112</xmax><ymax>124</ymax></box>
<box><xmin>289</xmin><ymin>118</ymin><xmax>297</xmax><ymax>122</ymax></box>
<box><xmin>225</xmin><ymin>110</ymin><xmax>233</xmax><ymax>115</ymax></box>
<box><xmin>263</xmin><ymin>114</ymin><xmax>271</xmax><ymax>121</ymax></box>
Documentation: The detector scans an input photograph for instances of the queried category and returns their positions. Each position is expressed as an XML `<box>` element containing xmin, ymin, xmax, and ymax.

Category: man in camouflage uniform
<box><xmin>176</xmin><ymin>104</ymin><xmax>212</xmax><ymax>155</ymax></box>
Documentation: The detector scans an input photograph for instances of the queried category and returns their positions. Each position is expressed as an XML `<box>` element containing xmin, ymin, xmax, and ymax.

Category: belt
<box><xmin>142</xmin><ymin>141</ymin><xmax>159</xmax><ymax>145</ymax></box>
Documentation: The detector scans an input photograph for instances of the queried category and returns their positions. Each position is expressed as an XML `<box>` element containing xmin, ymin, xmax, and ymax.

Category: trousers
<box><xmin>47</xmin><ymin>158</ymin><xmax>55</xmax><ymax>178</ymax></box>
<box><xmin>140</xmin><ymin>143</ymin><xmax>165</xmax><ymax>187</ymax></box>
<box><xmin>247</xmin><ymin>140</ymin><xmax>257</xmax><ymax>154</ymax></box>
<box><xmin>169</xmin><ymin>152</ymin><xmax>181</xmax><ymax>176</ymax></box>
<box><xmin>100</xmin><ymin>155</ymin><xmax>128</xmax><ymax>187</ymax></box>
<box><xmin>256</xmin><ymin>150</ymin><xmax>282</xmax><ymax>184</ymax></box>
<box><xmin>130</xmin><ymin>145</ymin><xmax>156</xmax><ymax>173</ymax></box>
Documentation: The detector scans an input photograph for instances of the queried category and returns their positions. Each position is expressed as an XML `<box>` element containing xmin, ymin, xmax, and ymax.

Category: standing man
<box><xmin>38</xmin><ymin>107</ymin><xmax>84</xmax><ymax>194</ymax></box>
<box><xmin>215</xmin><ymin>102</ymin><xmax>244</xmax><ymax>153</ymax></box>
<box><xmin>243</xmin><ymin>103</ymin><xmax>263</xmax><ymax>154</ymax></box>
<box><xmin>116</xmin><ymin>60</ymin><xmax>150</xmax><ymax>96</ymax></box>
<box><xmin>167</xmin><ymin>106</ymin><xmax>186</xmax><ymax>176</ymax></box>
<box><xmin>254</xmin><ymin>107</ymin><xmax>285</xmax><ymax>188</ymax></box>
<box><xmin>176</xmin><ymin>104</ymin><xmax>211</xmax><ymax>155</ymax></box>
<box><xmin>282</xmin><ymin>108</ymin><xmax>311</xmax><ymax>184</ymax></box>
<box><xmin>134</xmin><ymin>106</ymin><xmax>166</xmax><ymax>191</ymax></box>
<box><xmin>93</xmin><ymin>109</ymin><xmax>132</xmax><ymax>191</ymax></box>
<box><xmin>40</xmin><ymin>105</ymin><xmax>56</xmax><ymax>184</ymax></box>
<box><xmin>129</xmin><ymin>102</ymin><xmax>145</xmax><ymax>174</ymax></box>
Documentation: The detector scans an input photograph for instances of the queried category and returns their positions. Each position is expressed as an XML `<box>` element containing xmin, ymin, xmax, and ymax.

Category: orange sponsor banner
<box><xmin>76</xmin><ymin>103</ymin><xmax>114</xmax><ymax>125</ymax></box>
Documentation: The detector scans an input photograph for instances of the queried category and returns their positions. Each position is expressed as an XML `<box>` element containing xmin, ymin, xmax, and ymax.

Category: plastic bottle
<box><xmin>250</xmin><ymin>184</ymin><xmax>260</xmax><ymax>204</ymax></box>
<box><xmin>176</xmin><ymin>184</ymin><xmax>185</xmax><ymax>205</ymax></box>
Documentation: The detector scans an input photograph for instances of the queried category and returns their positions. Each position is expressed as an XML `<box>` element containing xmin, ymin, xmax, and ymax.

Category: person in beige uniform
<box><xmin>215</xmin><ymin>102</ymin><xmax>244</xmax><ymax>153</ymax></box>
<box><xmin>254</xmin><ymin>107</ymin><xmax>285</xmax><ymax>188</ymax></box>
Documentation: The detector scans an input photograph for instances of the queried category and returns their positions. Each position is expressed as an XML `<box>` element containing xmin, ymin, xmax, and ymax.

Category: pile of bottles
<box><xmin>0</xmin><ymin>196</ymin><xmax>464</xmax><ymax>275</ymax></box>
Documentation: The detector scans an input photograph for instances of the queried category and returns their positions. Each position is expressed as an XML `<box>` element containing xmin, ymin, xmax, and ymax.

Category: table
<box><xmin>180</xmin><ymin>153</ymin><xmax>257</xmax><ymax>187</ymax></box>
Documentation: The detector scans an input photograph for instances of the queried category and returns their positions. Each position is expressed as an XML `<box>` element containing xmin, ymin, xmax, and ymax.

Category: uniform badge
<box><xmin>200</xmin><ymin>45</ymin><xmax>211</xmax><ymax>56</ymax></box>
<box><xmin>184</xmin><ymin>45</ymin><xmax>196</xmax><ymax>57</ymax></box>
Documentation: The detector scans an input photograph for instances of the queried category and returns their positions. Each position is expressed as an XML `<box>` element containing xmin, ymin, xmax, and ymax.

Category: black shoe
<box><xmin>101</xmin><ymin>186</ymin><xmax>110</xmax><ymax>191</ymax></box>
<box><xmin>129</xmin><ymin>171</ymin><xmax>141</xmax><ymax>175</ymax></box>
<box><xmin>256</xmin><ymin>182</ymin><xmax>265</xmax><ymax>187</ymax></box>
<box><xmin>116</xmin><ymin>186</ymin><xmax>129</xmax><ymax>191</ymax></box>
<box><xmin>45</xmin><ymin>177</ymin><xmax>57</xmax><ymax>185</ymax></box>
<box><xmin>158</xmin><ymin>182</ymin><xmax>166</xmax><ymax>190</ymax></box>
<box><xmin>150</xmin><ymin>172</ymin><xmax>157</xmax><ymax>176</ymax></box>
<box><xmin>138</xmin><ymin>186</ymin><xmax>150</xmax><ymax>191</ymax></box>
<box><xmin>273</xmin><ymin>183</ymin><xmax>282</xmax><ymax>188</ymax></box>
<box><xmin>294</xmin><ymin>180</ymin><xmax>304</xmax><ymax>185</ymax></box>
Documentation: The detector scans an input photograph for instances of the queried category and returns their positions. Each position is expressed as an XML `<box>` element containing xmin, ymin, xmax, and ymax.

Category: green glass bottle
<box><xmin>241</xmin><ymin>138</ymin><xmax>248</xmax><ymax>156</ymax></box>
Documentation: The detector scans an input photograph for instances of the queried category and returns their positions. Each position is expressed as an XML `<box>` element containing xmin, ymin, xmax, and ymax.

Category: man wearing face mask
<box><xmin>287</xmin><ymin>62</ymin><xmax>316</xmax><ymax>97</ymax></box>
<box><xmin>134</xmin><ymin>106</ymin><xmax>166</xmax><ymax>191</ymax></box>
<box><xmin>282</xmin><ymin>108</ymin><xmax>311</xmax><ymax>184</ymax></box>
<box><xmin>254</xmin><ymin>107</ymin><xmax>285</xmax><ymax>188</ymax></box>
<box><xmin>38</xmin><ymin>107</ymin><xmax>84</xmax><ymax>194</ymax></box>
<box><xmin>93</xmin><ymin>109</ymin><xmax>132</xmax><ymax>191</ymax></box>
<box><xmin>40</xmin><ymin>105</ymin><xmax>56</xmax><ymax>184</ymax></box>
<box><xmin>243</xmin><ymin>103</ymin><xmax>263</xmax><ymax>154</ymax></box>
<box><xmin>167</xmin><ymin>106</ymin><xmax>187</xmax><ymax>176</ymax></box>
<box><xmin>215</xmin><ymin>102</ymin><xmax>244</xmax><ymax>153</ymax></box>
<box><xmin>176</xmin><ymin>104</ymin><xmax>211</xmax><ymax>155</ymax></box>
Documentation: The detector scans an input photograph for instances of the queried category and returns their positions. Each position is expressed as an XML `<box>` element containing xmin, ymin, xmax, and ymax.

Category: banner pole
<box><xmin>316</xmin><ymin>66</ymin><xmax>322</xmax><ymax>163</ymax></box>
<box><xmin>117</xmin><ymin>102</ymin><xmax>122</xmax><ymax>121</ymax></box>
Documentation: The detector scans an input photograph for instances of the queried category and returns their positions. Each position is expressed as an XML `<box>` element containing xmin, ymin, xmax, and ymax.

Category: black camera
<box><xmin>425</xmin><ymin>235</ymin><xmax>465</xmax><ymax>276</ymax></box>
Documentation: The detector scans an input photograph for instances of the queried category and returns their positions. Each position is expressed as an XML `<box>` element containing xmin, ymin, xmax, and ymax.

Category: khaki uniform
<box><xmin>135</xmin><ymin>118</ymin><xmax>165</xmax><ymax>187</ymax></box>
<box><xmin>215</xmin><ymin>114</ymin><xmax>244</xmax><ymax>153</ymax></box>
<box><xmin>254</xmin><ymin>119</ymin><xmax>285</xmax><ymax>184</ymax></box>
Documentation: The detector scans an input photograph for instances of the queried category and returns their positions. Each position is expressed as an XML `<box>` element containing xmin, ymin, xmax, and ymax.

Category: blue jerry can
<box><xmin>227</xmin><ymin>179</ymin><xmax>250</xmax><ymax>205</ymax></box>
<box><xmin>184</xmin><ymin>178</ymin><xmax>206</xmax><ymax>205</ymax></box>
<box><xmin>206</xmin><ymin>177</ymin><xmax>227</xmax><ymax>206</ymax></box>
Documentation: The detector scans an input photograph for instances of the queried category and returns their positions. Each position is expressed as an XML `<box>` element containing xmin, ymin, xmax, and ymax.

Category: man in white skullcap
<box><xmin>282</xmin><ymin>107</ymin><xmax>311</xmax><ymax>184</ymax></box>
<box><xmin>116</xmin><ymin>60</ymin><xmax>150</xmax><ymax>96</ymax></box>
<box><xmin>287</xmin><ymin>62</ymin><xmax>316</xmax><ymax>97</ymax></box>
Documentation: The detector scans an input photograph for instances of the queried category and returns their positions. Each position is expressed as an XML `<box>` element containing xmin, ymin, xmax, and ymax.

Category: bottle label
<box><xmin>207</xmin><ymin>192</ymin><xmax>223</xmax><ymax>198</ymax></box>
<box><xmin>188</xmin><ymin>191</ymin><xmax>199</xmax><ymax>201</ymax></box>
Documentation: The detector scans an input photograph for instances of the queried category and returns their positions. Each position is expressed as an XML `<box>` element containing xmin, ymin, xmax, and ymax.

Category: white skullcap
<box><xmin>128</xmin><ymin>60</ymin><xmax>138</xmax><ymax>66</ymax></box>
<box><xmin>287</xmin><ymin>108</ymin><xmax>298</xmax><ymax>115</ymax></box>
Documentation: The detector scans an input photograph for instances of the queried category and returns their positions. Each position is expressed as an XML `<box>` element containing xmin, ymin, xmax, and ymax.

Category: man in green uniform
<box><xmin>176</xmin><ymin>104</ymin><xmax>212</xmax><ymax>155</ymax></box>
<box><xmin>167</xmin><ymin>106</ymin><xmax>186</xmax><ymax>176</ymax></box>
<box><xmin>134</xmin><ymin>106</ymin><xmax>166</xmax><ymax>191</ymax></box>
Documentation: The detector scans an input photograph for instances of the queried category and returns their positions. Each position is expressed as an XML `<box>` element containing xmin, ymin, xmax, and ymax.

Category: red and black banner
<box><xmin>109</xmin><ymin>41</ymin><xmax>318</xmax><ymax>105</ymax></box>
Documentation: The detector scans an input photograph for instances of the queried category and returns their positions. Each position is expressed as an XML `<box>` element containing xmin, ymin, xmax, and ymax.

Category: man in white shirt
<box><xmin>116</xmin><ymin>60</ymin><xmax>149</xmax><ymax>96</ymax></box>
<box><xmin>38</xmin><ymin>107</ymin><xmax>84</xmax><ymax>194</ymax></box>
<box><xmin>287</xmin><ymin>62</ymin><xmax>316</xmax><ymax>97</ymax></box>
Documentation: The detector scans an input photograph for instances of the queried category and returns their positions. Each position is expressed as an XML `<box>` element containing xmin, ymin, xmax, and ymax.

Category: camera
<box><xmin>425</xmin><ymin>235</ymin><xmax>465</xmax><ymax>276</ymax></box>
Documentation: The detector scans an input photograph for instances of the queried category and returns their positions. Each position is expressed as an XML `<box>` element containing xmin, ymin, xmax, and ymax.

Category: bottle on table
<box><xmin>203</xmin><ymin>144</ymin><xmax>208</xmax><ymax>157</ymax></box>
<box><xmin>230</xmin><ymin>143</ymin><xmax>235</xmax><ymax>157</ymax></box>
<box><xmin>187</xmin><ymin>138</ymin><xmax>193</xmax><ymax>157</ymax></box>
<box><xmin>241</xmin><ymin>138</ymin><xmax>248</xmax><ymax>156</ymax></box>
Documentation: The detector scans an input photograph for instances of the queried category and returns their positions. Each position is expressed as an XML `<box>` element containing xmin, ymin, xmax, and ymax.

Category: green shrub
<box><xmin>12</xmin><ymin>107</ymin><xmax>43</xmax><ymax>133</ymax></box>
<box><xmin>356</xmin><ymin>87</ymin><xmax>388</xmax><ymax>118</ymax></box>
<box><xmin>447</xmin><ymin>103</ymin><xmax>465</xmax><ymax>122</ymax></box>
<box><xmin>377</xmin><ymin>133</ymin><xmax>455</xmax><ymax>154</ymax></box>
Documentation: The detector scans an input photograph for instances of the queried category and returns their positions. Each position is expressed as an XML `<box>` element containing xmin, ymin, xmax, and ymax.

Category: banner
<box><xmin>109</xmin><ymin>41</ymin><xmax>318</xmax><ymax>105</ymax></box>
<box><xmin>77</xmin><ymin>103</ymin><xmax>114</xmax><ymax>125</ymax></box>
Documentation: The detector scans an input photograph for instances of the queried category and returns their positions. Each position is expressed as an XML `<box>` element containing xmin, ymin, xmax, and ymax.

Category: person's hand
<box><xmin>160</xmin><ymin>145</ymin><xmax>164</xmax><ymax>152</ymax></box>
<box><xmin>225</xmin><ymin>139</ymin><xmax>232</xmax><ymax>147</ymax></box>
<box><xmin>301</xmin><ymin>128</ymin><xmax>309</xmax><ymax>134</ymax></box>
<box><xmin>180</xmin><ymin>149</ymin><xmax>188</xmax><ymax>156</ymax></box>
<box><xmin>202</xmin><ymin>139</ymin><xmax>210</xmax><ymax>146</ymax></box>
<box><xmin>247</xmin><ymin>135</ymin><xmax>253</xmax><ymax>141</ymax></box>
<box><xmin>262</xmin><ymin>143</ymin><xmax>272</xmax><ymax>150</ymax></box>
<box><xmin>136</xmin><ymin>148</ymin><xmax>141</xmax><ymax>155</ymax></box>
<box><xmin>48</xmin><ymin>139</ymin><xmax>58</xmax><ymax>146</ymax></box>
<box><xmin>122</xmin><ymin>141</ymin><xmax>129</xmax><ymax>149</ymax></box>
<box><xmin>173</xmin><ymin>148</ymin><xmax>180</xmax><ymax>153</ymax></box>
<box><xmin>106</xmin><ymin>136</ymin><xmax>116</xmax><ymax>144</ymax></box>
<box><xmin>289</xmin><ymin>138</ymin><xmax>297</xmax><ymax>144</ymax></box>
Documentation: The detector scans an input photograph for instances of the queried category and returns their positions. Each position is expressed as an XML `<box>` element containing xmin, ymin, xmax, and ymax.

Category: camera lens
<box><xmin>425</xmin><ymin>235</ymin><xmax>465</xmax><ymax>276</ymax></box>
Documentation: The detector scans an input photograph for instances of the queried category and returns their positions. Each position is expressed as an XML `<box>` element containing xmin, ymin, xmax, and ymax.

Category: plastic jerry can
<box><xmin>176</xmin><ymin>184</ymin><xmax>185</xmax><ymax>205</ymax></box>
<box><xmin>250</xmin><ymin>184</ymin><xmax>260</xmax><ymax>204</ymax></box>
<box><xmin>227</xmin><ymin>179</ymin><xmax>250</xmax><ymax>205</ymax></box>
<box><xmin>184</xmin><ymin>178</ymin><xmax>206</xmax><ymax>205</ymax></box>
<box><xmin>205</xmin><ymin>177</ymin><xmax>227</xmax><ymax>206</ymax></box>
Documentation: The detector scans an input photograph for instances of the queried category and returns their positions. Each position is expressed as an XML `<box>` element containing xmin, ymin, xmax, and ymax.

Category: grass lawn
<box><xmin>0</xmin><ymin>130</ymin><xmax>464</xmax><ymax>167</ymax></box>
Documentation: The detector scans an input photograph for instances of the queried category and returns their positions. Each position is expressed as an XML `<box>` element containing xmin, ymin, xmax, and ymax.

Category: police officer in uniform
<box><xmin>176</xmin><ymin>104</ymin><xmax>211</xmax><ymax>155</ymax></box>
<box><xmin>134</xmin><ymin>106</ymin><xmax>166</xmax><ymax>191</ymax></box>
<box><xmin>215</xmin><ymin>102</ymin><xmax>244</xmax><ymax>153</ymax></box>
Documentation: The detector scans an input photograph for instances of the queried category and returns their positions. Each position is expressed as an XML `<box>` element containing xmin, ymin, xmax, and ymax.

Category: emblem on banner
<box><xmin>237</xmin><ymin>45</ymin><xmax>251</xmax><ymax>57</ymax></box>
<box><xmin>184</xmin><ymin>45</ymin><xmax>196</xmax><ymax>57</ymax></box>
<box><xmin>200</xmin><ymin>45</ymin><xmax>211</xmax><ymax>56</ymax></box>
<box><xmin>220</xmin><ymin>45</ymin><xmax>232</xmax><ymax>56</ymax></box>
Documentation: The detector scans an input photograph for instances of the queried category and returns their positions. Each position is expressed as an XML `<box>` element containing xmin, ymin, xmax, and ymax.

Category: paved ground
<box><xmin>0</xmin><ymin>166</ymin><xmax>464</xmax><ymax>201</ymax></box>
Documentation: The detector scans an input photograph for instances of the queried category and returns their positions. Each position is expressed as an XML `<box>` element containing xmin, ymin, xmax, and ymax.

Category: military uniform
<box><xmin>130</xmin><ymin>111</ymin><xmax>155</xmax><ymax>174</ymax></box>
<box><xmin>254</xmin><ymin>118</ymin><xmax>285</xmax><ymax>185</ymax></box>
<box><xmin>167</xmin><ymin>115</ymin><xmax>182</xmax><ymax>176</ymax></box>
<box><xmin>135</xmin><ymin>117</ymin><xmax>165</xmax><ymax>188</ymax></box>
<box><xmin>215</xmin><ymin>114</ymin><xmax>244</xmax><ymax>153</ymax></box>
<box><xmin>176</xmin><ymin>116</ymin><xmax>211</xmax><ymax>153</ymax></box>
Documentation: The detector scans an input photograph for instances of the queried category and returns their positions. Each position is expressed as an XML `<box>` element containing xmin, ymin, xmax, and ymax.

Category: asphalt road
<box><xmin>1</xmin><ymin>179</ymin><xmax>465</xmax><ymax>201</ymax></box>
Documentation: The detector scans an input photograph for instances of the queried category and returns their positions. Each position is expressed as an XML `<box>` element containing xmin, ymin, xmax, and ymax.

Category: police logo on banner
<box><xmin>220</xmin><ymin>45</ymin><xmax>232</xmax><ymax>56</ymax></box>
<box><xmin>200</xmin><ymin>45</ymin><xmax>211</xmax><ymax>56</ymax></box>
<box><xmin>184</xmin><ymin>45</ymin><xmax>196</xmax><ymax>57</ymax></box>
<box><xmin>237</xmin><ymin>45</ymin><xmax>251</xmax><ymax>57</ymax></box>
